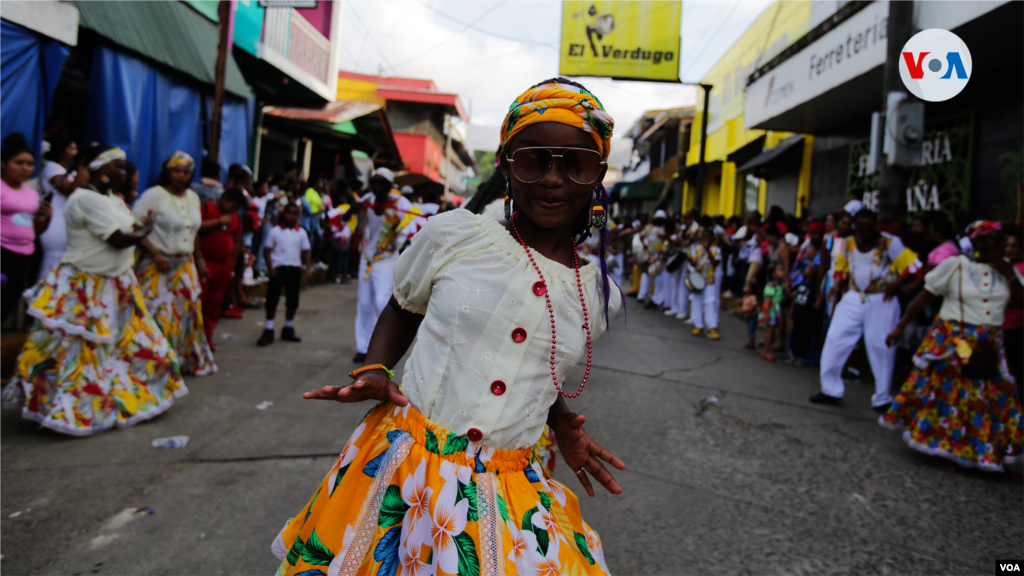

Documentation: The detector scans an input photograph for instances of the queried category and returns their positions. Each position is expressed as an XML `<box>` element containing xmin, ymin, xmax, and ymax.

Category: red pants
<box><xmin>200</xmin><ymin>258</ymin><xmax>233</xmax><ymax>342</ymax></box>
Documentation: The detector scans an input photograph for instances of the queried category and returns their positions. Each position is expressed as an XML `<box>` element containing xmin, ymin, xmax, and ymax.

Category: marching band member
<box><xmin>688</xmin><ymin>226</ymin><xmax>723</xmax><ymax>340</ymax></box>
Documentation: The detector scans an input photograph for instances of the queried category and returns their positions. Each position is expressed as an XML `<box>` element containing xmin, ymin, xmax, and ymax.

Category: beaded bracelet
<box><xmin>349</xmin><ymin>364</ymin><xmax>394</xmax><ymax>380</ymax></box>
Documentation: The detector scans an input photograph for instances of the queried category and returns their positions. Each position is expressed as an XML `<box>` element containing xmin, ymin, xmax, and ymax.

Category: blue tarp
<box><xmin>0</xmin><ymin>20</ymin><xmax>69</xmax><ymax>168</ymax></box>
<box><xmin>204</xmin><ymin>93</ymin><xmax>255</xmax><ymax>182</ymax></box>
<box><xmin>85</xmin><ymin>44</ymin><xmax>253</xmax><ymax>192</ymax></box>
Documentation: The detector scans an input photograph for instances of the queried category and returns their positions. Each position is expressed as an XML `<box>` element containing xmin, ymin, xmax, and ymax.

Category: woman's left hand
<box><xmin>196</xmin><ymin>260</ymin><xmax>209</xmax><ymax>281</ymax></box>
<box><xmin>35</xmin><ymin>202</ymin><xmax>53</xmax><ymax>222</ymax></box>
<box><xmin>550</xmin><ymin>411</ymin><xmax>625</xmax><ymax>497</ymax></box>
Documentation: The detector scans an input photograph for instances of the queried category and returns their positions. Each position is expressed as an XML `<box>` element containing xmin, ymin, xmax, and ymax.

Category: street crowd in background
<box><xmin>1</xmin><ymin>126</ymin><xmax>1021</xmax><ymax>477</ymax></box>
<box><xmin>587</xmin><ymin>193</ymin><xmax>1023</xmax><ymax>477</ymax></box>
<box><xmin>0</xmin><ymin>131</ymin><xmax>453</xmax><ymax>437</ymax></box>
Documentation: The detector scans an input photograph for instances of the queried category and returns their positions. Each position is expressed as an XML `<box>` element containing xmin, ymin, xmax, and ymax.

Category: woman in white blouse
<box><xmin>2</xmin><ymin>145</ymin><xmax>188</xmax><ymax>436</ymax></box>
<box><xmin>272</xmin><ymin>79</ymin><xmax>622</xmax><ymax>576</ymax></box>
<box><xmin>133</xmin><ymin>151</ymin><xmax>216</xmax><ymax>376</ymax></box>
<box><xmin>883</xmin><ymin>221</ymin><xmax>1022</xmax><ymax>472</ymax></box>
<box><xmin>37</xmin><ymin>135</ymin><xmax>85</xmax><ymax>278</ymax></box>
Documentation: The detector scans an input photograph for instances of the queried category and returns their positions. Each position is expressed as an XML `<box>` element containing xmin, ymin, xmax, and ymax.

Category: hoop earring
<box><xmin>590</xmin><ymin>188</ymin><xmax>607</xmax><ymax>230</ymax></box>
<box><xmin>504</xmin><ymin>180</ymin><xmax>513</xmax><ymax>220</ymax></box>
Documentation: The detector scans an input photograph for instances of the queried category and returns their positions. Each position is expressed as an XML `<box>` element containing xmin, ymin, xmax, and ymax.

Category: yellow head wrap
<box><xmin>89</xmin><ymin>148</ymin><xmax>126</xmax><ymax>171</ymax></box>
<box><xmin>167</xmin><ymin>150</ymin><xmax>195</xmax><ymax>171</ymax></box>
<box><xmin>500</xmin><ymin>80</ymin><xmax>614</xmax><ymax>158</ymax></box>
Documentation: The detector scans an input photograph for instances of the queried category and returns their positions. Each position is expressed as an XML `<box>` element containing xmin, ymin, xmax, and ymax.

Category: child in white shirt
<box><xmin>257</xmin><ymin>203</ymin><xmax>312</xmax><ymax>346</ymax></box>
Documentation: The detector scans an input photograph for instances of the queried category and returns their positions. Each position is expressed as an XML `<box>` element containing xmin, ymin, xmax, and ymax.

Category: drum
<box><xmin>647</xmin><ymin>260</ymin><xmax>665</xmax><ymax>277</ymax></box>
<box><xmin>665</xmin><ymin>251</ymin><xmax>686</xmax><ymax>273</ymax></box>
<box><xmin>685</xmin><ymin>271</ymin><xmax>707</xmax><ymax>292</ymax></box>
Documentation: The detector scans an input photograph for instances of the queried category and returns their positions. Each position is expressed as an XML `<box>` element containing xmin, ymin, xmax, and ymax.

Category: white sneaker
<box><xmin>684</xmin><ymin>317</ymin><xmax>695</xmax><ymax>325</ymax></box>
<box><xmin>675</xmin><ymin>313</ymin><xmax>688</xmax><ymax>320</ymax></box>
<box><xmin>723</xmin><ymin>290</ymin><xmax>734</xmax><ymax>299</ymax></box>
<box><xmin>664</xmin><ymin>309</ymin><xmax>677</xmax><ymax>316</ymax></box>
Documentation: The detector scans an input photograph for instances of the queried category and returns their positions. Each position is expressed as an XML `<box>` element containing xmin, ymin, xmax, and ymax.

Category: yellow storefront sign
<box><xmin>559</xmin><ymin>1</ymin><xmax>681</xmax><ymax>82</ymax></box>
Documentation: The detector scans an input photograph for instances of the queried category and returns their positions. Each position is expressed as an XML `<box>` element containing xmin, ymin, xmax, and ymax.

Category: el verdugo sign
<box><xmin>560</xmin><ymin>1</ymin><xmax>682</xmax><ymax>82</ymax></box>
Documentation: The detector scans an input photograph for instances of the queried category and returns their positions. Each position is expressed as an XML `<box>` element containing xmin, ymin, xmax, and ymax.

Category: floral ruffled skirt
<box><xmin>879</xmin><ymin>318</ymin><xmax>1021</xmax><ymax>471</ymax></box>
<box><xmin>272</xmin><ymin>402</ymin><xmax>609</xmax><ymax>576</ymax></box>
<box><xmin>1</xmin><ymin>263</ymin><xmax>188</xmax><ymax>436</ymax></box>
<box><xmin>136</xmin><ymin>253</ymin><xmax>217</xmax><ymax>376</ymax></box>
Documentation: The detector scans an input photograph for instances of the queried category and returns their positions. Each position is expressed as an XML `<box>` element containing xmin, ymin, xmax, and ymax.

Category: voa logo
<box><xmin>999</xmin><ymin>562</ymin><xmax>1021</xmax><ymax>572</ymax></box>
<box><xmin>899</xmin><ymin>29</ymin><xmax>972</xmax><ymax>102</ymax></box>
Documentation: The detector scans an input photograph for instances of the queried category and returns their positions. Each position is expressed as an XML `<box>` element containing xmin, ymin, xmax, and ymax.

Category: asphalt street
<box><xmin>2</xmin><ymin>282</ymin><xmax>1021</xmax><ymax>575</ymax></box>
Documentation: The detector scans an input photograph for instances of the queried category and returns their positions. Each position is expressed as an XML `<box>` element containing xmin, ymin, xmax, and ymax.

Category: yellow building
<box><xmin>682</xmin><ymin>1</ymin><xmax>813</xmax><ymax>218</ymax></box>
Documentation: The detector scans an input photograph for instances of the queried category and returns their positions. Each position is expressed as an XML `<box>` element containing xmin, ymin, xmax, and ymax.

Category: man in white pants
<box><xmin>811</xmin><ymin>210</ymin><xmax>920</xmax><ymax>410</ymax></box>
<box><xmin>353</xmin><ymin>169</ymin><xmax>413</xmax><ymax>363</ymax></box>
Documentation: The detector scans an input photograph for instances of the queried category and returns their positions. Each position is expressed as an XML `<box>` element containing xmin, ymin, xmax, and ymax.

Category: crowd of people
<box><xmin>0</xmin><ymin>130</ymin><xmax>449</xmax><ymax>437</ymax></box>
<box><xmin>614</xmin><ymin>197</ymin><xmax>1022</xmax><ymax>474</ymax></box>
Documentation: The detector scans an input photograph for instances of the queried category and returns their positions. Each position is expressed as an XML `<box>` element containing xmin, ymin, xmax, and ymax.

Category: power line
<box><xmin>681</xmin><ymin>0</ymin><xmax>743</xmax><ymax>79</ymax></box>
<box><xmin>390</xmin><ymin>0</ymin><xmax>508</xmax><ymax>70</ymax></box>
<box><xmin>347</xmin><ymin>4</ymin><xmax>397</xmax><ymax>73</ymax></box>
<box><xmin>410</xmin><ymin>0</ymin><xmax>557</xmax><ymax>48</ymax></box>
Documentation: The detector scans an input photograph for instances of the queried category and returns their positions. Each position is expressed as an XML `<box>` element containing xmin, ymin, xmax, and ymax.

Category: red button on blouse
<box><xmin>490</xmin><ymin>380</ymin><xmax>506</xmax><ymax>395</ymax></box>
<box><xmin>512</xmin><ymin>328</ymin><xmax>527</xmax><ymax>343</ymax></box>
<box><xmin>533</xmin><ymin>281</ymin><xmax>547</xmax><ymax>296</ymax></box>
<box><xmin>467</xmin><ymin>428</ymin><xmax>483</xmax><ymax>442</ymax></box>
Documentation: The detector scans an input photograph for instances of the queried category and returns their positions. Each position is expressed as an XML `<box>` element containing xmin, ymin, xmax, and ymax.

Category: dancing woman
<box><xmin>2</xmin><ymin>146</ymin><xmax>187</xmax><ymax>436</ymax></box>
<box><xmin>273</xmin><ymin>79</ymin><xmax>624</xmax><ymax>576</ymax></box>
<box><xmin>882</xmin><ymin>221</ymin><xmax>1022</xmax><ymax>472</ymax></box>
<box><xmin>134</xmin><ymin>151</ymin><xmax>217</xmax><ymax>375</ymax></box>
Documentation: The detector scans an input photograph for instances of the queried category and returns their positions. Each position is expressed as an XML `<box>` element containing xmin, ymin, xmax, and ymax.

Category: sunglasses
<box><xmin>506</xmin><ymin>147</ymin><xmax>606</xmax><ymax>185</ymax></box>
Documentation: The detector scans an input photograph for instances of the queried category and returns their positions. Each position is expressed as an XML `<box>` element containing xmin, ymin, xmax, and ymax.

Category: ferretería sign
<box><xmin>847</xmin><ymin>112</ymin><xmax>974</xmax><ymax>217</ymax></box>
<box><xmin>745</xmin><ymin>1</ymin><xmax>889</xmax><ymax>129</ymax></box>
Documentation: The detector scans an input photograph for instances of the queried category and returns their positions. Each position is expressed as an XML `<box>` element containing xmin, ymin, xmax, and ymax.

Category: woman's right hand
<box><xmin>219</xmin><ymin>213</ymin><xmax>233</xmax><ymax>226</ymax></box>
<box><xmin>153</xmin><ymin>252</ymin><xmax>171</xmax><ymax>272</ymax></box>
<box><xmin>303</xmin><ymin>371</ymin><xmax>407</xmax><ymax>406</ymax></box>
<box><xmin>885</xmin><ymin>322</ymin><xmax>907</xmax><ymax>347</ymax></box>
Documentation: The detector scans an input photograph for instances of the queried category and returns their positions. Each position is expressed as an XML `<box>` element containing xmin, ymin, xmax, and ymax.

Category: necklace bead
<box><xmin>511</xmin><ymin>212</ymin><xmax>591</xmax><ymax>399</ymax></box>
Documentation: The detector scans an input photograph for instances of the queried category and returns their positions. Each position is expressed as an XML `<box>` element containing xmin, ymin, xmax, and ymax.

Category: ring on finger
<box><xmin>575</xmin><ymin>467</ymin><xmax>585</xmax><ymax>475</ymax></box>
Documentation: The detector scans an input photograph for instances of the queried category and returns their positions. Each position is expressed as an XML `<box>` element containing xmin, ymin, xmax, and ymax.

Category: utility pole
<box><xmin>442</xmin><ymin>113</ymin><xmax>453</xmax><ymax>203</ymax></box>
<box><xmin>692</xmin><ymin>84</ymin><xmax>712</xmax><ymax>212</ymax></box>
<box><xmin>209</xmin><ymin>0</ymin><xmax>230</xmax><ymax>163</ymax></box>
<box><xmin>877</xmin><ymin>0</ymin><xmax>915</xmax><ymax>229</ymax></box>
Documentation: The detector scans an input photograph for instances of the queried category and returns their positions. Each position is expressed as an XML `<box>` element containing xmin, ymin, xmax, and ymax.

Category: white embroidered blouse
<box><xmin>925</xmin><ymin>255</ymin><xmax>1012</xmax><ymax>326</ymax></box>
<box><xmin>392</xmin><ymin>209</ymin><xmax>622</xmax><ymax>450</ymax></box>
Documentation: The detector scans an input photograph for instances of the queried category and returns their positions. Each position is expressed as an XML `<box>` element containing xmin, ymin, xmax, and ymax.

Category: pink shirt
<box><xmin>927</xmin><ymin>240</ymin><xmax>960</xmax><ymax>271</ymax></box>
<box><xmin>0</xmin><ymin>179</ymin><xmax>39</xmax><ymax>255</ymax></box>
<box><xmin>1003</xmin><ymin>261</ymin><xmax>1024</xmax><ymax>330</ymax></box>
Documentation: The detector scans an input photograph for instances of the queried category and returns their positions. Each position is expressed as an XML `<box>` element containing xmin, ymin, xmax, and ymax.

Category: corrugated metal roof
<box><xmin>74</xmin><ymin>1</ymin><xmax>250</xmax><ymax>99</ymax></box>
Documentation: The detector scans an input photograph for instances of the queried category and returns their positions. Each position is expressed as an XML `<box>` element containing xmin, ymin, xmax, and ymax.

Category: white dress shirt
<box><xmin>264</xmin><ymin>225</ymin><xmax>311</xmax><ymax>268</ymax></box>
<box><xmin>392</xmin><ymin>209</ymin><xmax>621</xmax><ymax>449</ymax></box>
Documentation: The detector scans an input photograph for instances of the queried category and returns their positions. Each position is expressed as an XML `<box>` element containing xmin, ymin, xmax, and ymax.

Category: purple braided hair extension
<box><xmin>593</xmin><ymin>183</ymin><xmax>625</xmax><ymax>330</ymax></box>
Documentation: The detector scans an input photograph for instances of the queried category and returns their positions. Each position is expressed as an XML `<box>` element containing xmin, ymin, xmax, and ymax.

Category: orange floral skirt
<box><xmin>272</xmin><ymin>402</ymin><xmax>609</xmax><ymax>576</ymax></box>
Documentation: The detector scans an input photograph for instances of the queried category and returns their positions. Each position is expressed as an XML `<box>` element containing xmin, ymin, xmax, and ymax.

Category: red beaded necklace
<box><xmin>510</xmin><ymin>212</ymin><xmax>592</xmax><ymax>398</ymax></box>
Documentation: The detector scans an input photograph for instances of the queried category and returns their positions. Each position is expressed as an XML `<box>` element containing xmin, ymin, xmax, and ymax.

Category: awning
<box><xmin>614</xmin><ymin>181</ymin><xmax>663</xmax><ymax>200</ymax></box>
<box><xmin>637</xmin><ymin>114</ymin><xmax>669</xmax><ymax>143</ymax></box>
<box><xmin>736</xmin><ymin>136</ymin><xmax>804</xmax><ymax>179</ymax></box>
<box><xmin>621</xmin><ymin>158</ymin><xmax>650</xmax><ymax>183</ymax></box>
<box><xmin>726</xmin><ymin>135</ymin><xmax>766</xmax><ymax>166</ymax></box>
<box><xmin>264</xmin><ymin>100</ymin><xmax>382</xmax><ymax>125</ymax></box>
<box><xmin>677</xmin><ymin>160</ymin><xmax>723</xmax><ymax>183</ymax></box>
<box><xmin>262</xmin><ymin>106</ymin><xmax>403</xmax><ymax>169</ymax></box>
<box><xmin>75</xmin><ymin>1</ymin><xmax>250</xmax><ymax>99</ymax></box>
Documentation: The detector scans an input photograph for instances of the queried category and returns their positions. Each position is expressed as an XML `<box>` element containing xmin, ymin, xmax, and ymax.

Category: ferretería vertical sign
<box><xmin>559</xmin><ymin>1</ymin><xmax>682</xmax><ymax>82</ymax></box>
<box><xmin>847</xmin><ymin>112</ymin><xmax>974</xmax><ymax>217</ymax></box>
